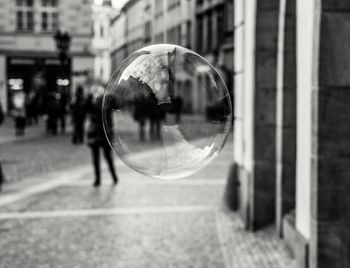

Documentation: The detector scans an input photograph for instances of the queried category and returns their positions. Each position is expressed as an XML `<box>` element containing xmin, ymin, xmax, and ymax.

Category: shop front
<box><xmin>6</xmin><ymin>56</ymin><xmax>71</xmax><ymax>115</ymax></box>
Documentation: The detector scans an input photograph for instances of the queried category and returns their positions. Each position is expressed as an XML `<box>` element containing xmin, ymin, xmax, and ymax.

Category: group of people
<box><xmin>9</xmin><ymin>83</ymin><xmax>119</xmax><ymax>187</ymax></box>
<box><xmin>131</xmin><ymin>79</ymin><xmax>183</xmax><ymax>142</ymax></box>
<box><xmin>11</xmin><ymin>87</ymin><xmax>68</xmax><ymax>136</ymax></box>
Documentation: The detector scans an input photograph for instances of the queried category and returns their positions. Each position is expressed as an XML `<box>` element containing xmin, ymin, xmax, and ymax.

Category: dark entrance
<box><xmin>6</xmin><ymin>56</ymin><xmax>71</xmax><ymax>113</ymax></box>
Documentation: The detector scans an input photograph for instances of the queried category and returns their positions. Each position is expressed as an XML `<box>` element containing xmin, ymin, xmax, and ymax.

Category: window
<box><xmin>186</xmin><ymin>21</ymin><xmax>191</xmax><ymax>48</ymax></box>
<box><xmin>225</xmin><ymin>0</ymin><xmax>234</xmax><ymax>33</ymax></box>
<box><xmin>155</xmin><ymin>32</ymin><xmax>164</xmax><ymax>44</ymax></box>
<box><xmin>197</xmin><ymin>16</ymin><xmax>203</xmax><ymax>52</ymax></box>
<box><xmin>40</xmin><ymin>0</ymin><xmax>59</xmax><ymax>32</ymax></box>
<box><xmin>100</xmin><ymin>25</ymin><xmax>104</xmax><ymax>38</ymax></box>
<box><xmin>207</xmin><ymin>14</ymin><xmax>212</xmax><ymax>52</ymax></box>
<box><xmin>177</xmin><ymin>24</ymin><xmax>182</xmax><ymax>46</ymax></box>
<box><xmin>16</xmin><ymin>0</ymin><xmax>34</xmax><ymax>31</ymax></box>
<box><xmin>144</xmin><ymin>21</ymin><xmax>151</xmax><ymax>43</ymax></box>
<box><xmin>167</xmin><ymin>0</ymin><xmax>180</xmax><ymax>11</ymax></box>
<box><xmin>155</xmin><ymin>0</ymin><xmax>163</xmax><ymax>18</ymax></box>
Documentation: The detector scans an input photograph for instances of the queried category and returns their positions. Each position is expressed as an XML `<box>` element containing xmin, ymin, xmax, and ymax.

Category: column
<box><xmin>230</xmin><ymin>0</ymin><xmax>280</xmax><ymax>230</ymax></box>
<box><xmin>250</xmin><ymin>0</ymin><xmax>280</xmax><ymax>230</ymax></box>
<box><xmin>275</xmin><ymin>0</ymin><xmax>296</xmax><ymax>235</ymax></box>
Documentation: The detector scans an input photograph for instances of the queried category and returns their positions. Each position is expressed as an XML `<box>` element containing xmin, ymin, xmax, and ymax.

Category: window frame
<box><xmin>39</xmin><ymin>0</ymin><xmax>59</xmax><ymax>32</ymax></box>
<box><xmin>16</xmin><ymin>0</ymin><xmax>34</xmax><ymax>32</ymax></box>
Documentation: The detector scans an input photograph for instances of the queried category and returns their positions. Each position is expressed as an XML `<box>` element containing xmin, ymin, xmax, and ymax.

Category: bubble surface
<box><xmin>103</xmin><ymin>44</ymin><xmax>232</xmax><ymax>179</ymax></box>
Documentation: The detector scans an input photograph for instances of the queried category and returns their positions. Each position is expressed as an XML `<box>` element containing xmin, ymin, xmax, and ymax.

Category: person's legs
<box><xmin>139</xmin><ymin>119</ymin><xmax>145</xmax><ymax>141</ymax></box>
<box><xmin>91</xmin><ymin>145</ymin><xmax>101</xmax><ymax>186</ymax></box>
<box><xmin>156</xmin><ymin>119</ymin><xmax>161</xmax><ymax>140</ymax></box>
<box><xmin>102</xmin><ymin>145</ymin><xmax>118</xmax><ymax>184</ymax></box>
<box><xmin>51</xmin><ymin>115</ymin><xmax>58</xmax><ymax>135</ymax></box>
<box><xmin>150</xmin><ymin>118</ymin><xmax>155</xmax><ymax>141</ymax></box>
<box><xmin>60</xmin><ymin>114</ymin><xmax>66</xmax><ymax>134</ymax></box>
<box><xmin>72</xmin><ymin>121</ymin><xmax>78</xmax><ymax>144</ymax></box>
<box><xmin>77</xmin><ymin>121</ymin><xmax>84</xmax><ymax>143</ymax></box>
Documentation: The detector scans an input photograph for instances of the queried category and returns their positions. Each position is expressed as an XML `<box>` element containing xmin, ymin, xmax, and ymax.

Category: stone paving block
<box><xmin>254</xmin><ymin>126</ymin><xmax>276</xmax><ymax>162</ymax></box>
<box><xmin>322</xmin><ymin>0</ymin><xmax>350</xmax><ymax>11</ymax></box>
<box><xmin>319</xmin><ymin>12</ymin><xmax>350</xmax><ymax>86</ymax></box>
<box><xmin>281</xmin><ymin>89</ymin><xmax>296</xmax><ymax>127</ymax></box>
<box><xmin>216</xmin><ymin>212</ymin><xmax>296</xmax><ymax>268</ymax></box>
<box><xmin>255</xmin><ymin>51</ymin><xmax>278</xmax><ymax>89</ymax></box>
<box><xmin>257</xmin><ymin>0</ymin><xmax>280</xmax><ymax>11</ymax></box>
<box><xmin>255</xmin><ymin>89</ymin><xmax>277</xmax><ymax>126</ymax></box>
<box><xmin>316</xmin><ymin>89</ymin><xmax>350</xmax><ymax>157</ymax></box>
<box><xmin>311</xmin><ymin>156</ymin><xmax>350</xmax><ymax>222</ymax></box>
<box><xmin>281</xmin><ymin>127</ymin><xmax>296</xmax><ymax>163</ymax></box>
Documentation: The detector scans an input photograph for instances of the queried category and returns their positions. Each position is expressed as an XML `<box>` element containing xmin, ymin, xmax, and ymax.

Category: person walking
<box><xmin>71</xmin><ymin>86</ymin><xmax>86</xmax><ymax>144</ymax></box>
<box><xmin>12</xmin><ymin>91</ymin><xmax>26</xmax><ymax>136</ymax></box>
<box><xmin>86</xmin><ymin>84</ymin><xmax>118</xmax><ymax>187</ymax></box>
<box><xmin>45</xmin><ymin>89</ymin><xmax>61</xmax><ymax>135</ymax></box>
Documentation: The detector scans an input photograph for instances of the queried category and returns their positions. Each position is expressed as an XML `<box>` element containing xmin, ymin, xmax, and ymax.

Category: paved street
<box><xmin>0</xmin><ymin>124</ymin><xmax>296</xmax><ymax>268</ymax></box>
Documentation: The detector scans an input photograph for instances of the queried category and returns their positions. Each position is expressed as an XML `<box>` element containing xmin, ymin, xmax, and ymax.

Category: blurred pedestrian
<box><xmin>46</xmin><ymin>90</ymin><xmax>61</xmax><ymax>135</ymax></box>
<box><xmin>86</xmin><ymin>84</ymin><xmax>118</xmax><ymax>187</ymax></box>
<box><xmin>0</xmin><ymin>101</ymin><xmax>4</xmax><ymax>126</ymax></box>
<box><xmin>130</xmin><ymin>77</ymin><xmax>148</xmax><ymax>142</ymax></box>
<box><xmin>58</xmin><ymin>86</ymin><xmax>68</xmax><ymax>134</ymax></box>
<box><xmin>0</xmin><ymin>101</ymin><xmax>4</xmax><ymax>192</ymax></box>
<box><xmin>172</xmin><ymin>95</ymin><xmax>183</xmax><ymax>124</ymax></box>
<box><xmin>12</xmin><ymin>91</ymin><xmax>26</xmax><ymax>136</ymax></box>
<box><xmin>70</xmin><ymin>85</ymin><xmax>86</xmax><ymax>144</ymax></box>
<box><xmin>26</xmin><ymin>90</ymin><xmax>39</xmax><ymax>125</ymax></box>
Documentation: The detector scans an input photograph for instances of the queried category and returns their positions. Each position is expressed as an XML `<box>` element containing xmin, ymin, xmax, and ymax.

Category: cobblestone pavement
<box><xmin>0</xmin><ymin>117</ymin><xmax>168</xmax><ymax>183</ymax></box>
<box><xmin>0</xmin><ymin>132</ymin><xmax>296</xmax><ymax>267</ymax></box>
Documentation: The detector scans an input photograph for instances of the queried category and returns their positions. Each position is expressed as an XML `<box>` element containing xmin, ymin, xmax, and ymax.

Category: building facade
<box><xmin>0</xmin><ymin>0</ymin><xmax>94</xmax><ymax>113</ymax></box>
<box><xmin>110</xmin><ymin>12</ymin><xmax>126</xmax><ymax>75</ymax></box>
<box><xmin>110</xmin><ymin>0</ymin><xmax>195</xmax><ymax>66</ymax></box>
<box><xmin>152</xmin><ymin>0</ymin><xmax>195</xmax><ymax>48</ymax></box>
<box><xmin>230</xmin><ymin>0</ymin><xmax>350</xmax><ymax>267</ymax></box>
<box><xmin>92</xmin><ymin>0</ymin><xmax>117</xmax><ymax>84</ymax></box>
<box><xmin>195</xmin><ymin>0</ymin><xmax>234</xmax><ymax>69</ymax></box>
<box><xmin>194</xmin><ymin>0</ymin><xmax>234</xmax><ymax>116</ymax></box>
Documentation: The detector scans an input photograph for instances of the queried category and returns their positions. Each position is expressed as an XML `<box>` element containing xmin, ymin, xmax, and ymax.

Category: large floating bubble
<box><xmin>102</xmin><ymin>44</ymin><xmax>232</xmax><ymax>179</ymax></box>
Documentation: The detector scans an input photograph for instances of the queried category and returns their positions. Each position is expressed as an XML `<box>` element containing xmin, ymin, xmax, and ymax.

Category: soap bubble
<box><xmin>102</xmin><ymin>44</ymin><xmax>232</xmax><ymax>179</ymax></box>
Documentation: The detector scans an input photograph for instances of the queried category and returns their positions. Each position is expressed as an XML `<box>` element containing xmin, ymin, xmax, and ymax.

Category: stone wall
<box><xmin>310</xmin><ymin>1</ymin><xmax>350</xmax><ymax>267</ymax></box>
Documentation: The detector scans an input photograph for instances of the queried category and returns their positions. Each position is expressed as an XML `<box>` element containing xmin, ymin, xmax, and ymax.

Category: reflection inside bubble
<box><xmin>103</xmin><ymin>44</ymin><xmax>232</xmax><ymax>179</ymax></box>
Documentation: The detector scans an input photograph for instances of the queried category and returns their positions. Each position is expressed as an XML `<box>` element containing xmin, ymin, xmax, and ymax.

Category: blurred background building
<box><xmin>0</xmin><ymin>0</ymin><xmax>93</xmax><ymax>113</ymax></box>
<box><xmin>109</xmin><ymin>0</ymin><xmax>233</xmax><ymax>114</ymax></box>
<box><xmin>92</xmin><ymin>0</ymin><xmax>117</xmax><ymax>84</ymax></box>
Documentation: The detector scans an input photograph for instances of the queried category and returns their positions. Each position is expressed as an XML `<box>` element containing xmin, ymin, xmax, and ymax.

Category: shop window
<box><xmin>40</xmin><ymin>0</ymin><xmax>59</xmax><ymax>32</ymax></box>
<box><xmin>16</xmin><ymin>0</ymin><xmax>34</xmax><ymax>31</ymax></box>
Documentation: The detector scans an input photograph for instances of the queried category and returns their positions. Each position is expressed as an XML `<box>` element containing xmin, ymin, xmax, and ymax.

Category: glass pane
<box><xmin>52</xmin><ymin>12</ymin><xmax>58</xmax><ymax>30</ymax></box>
<box><xmin>27</xmin><ymin>0</ymin><xmax>33</xmax><ymax>6</ymax></box>
<box><xmin>41</xmin><ymin>0</ymin><xmax>58</xmax><ymax>7</ymax></box>
<box><xmin>41</xmin><ymin>12</ymin><xmax>48</xmax><ymax>30</ymax></box>
<box><xmin>27</xmin><ymin>11</ymin><xmax>33</xmax><ymax>30</ymax></box>
<box><xmin>16</xmin><ymin>11</ymin><xmax>23</xmax><ymax>30</ymax></box>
